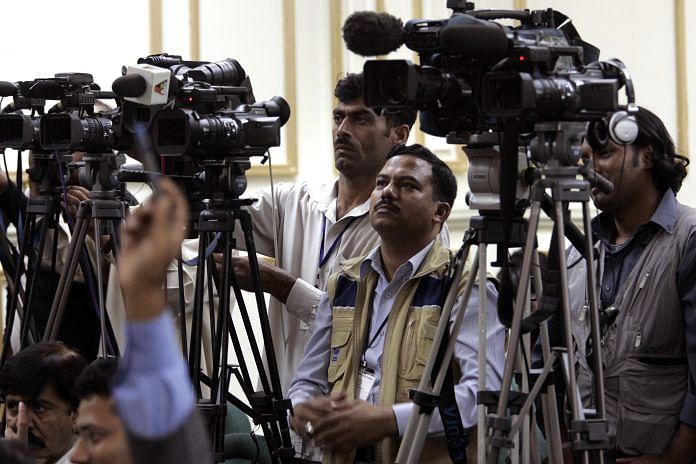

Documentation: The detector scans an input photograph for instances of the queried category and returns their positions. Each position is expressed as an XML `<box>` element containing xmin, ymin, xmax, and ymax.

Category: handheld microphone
<box><xmin>342</xmin><ymin>11</ymin><xmax>404</xmax><ymax>56</ymax></box>
<box><xmin>112</xmin><ymin>64</ymin><xmax>175</xmax><ymax>106</ymax></box>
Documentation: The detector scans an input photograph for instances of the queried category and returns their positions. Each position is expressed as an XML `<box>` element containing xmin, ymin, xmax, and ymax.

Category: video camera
<box><xmin>112</xmin><ymin>54</ymin><xmax>291</xmax><ymax>160</ymax></box>
<box><xmin>0</xmin><ymin>81</ymin><xmax>46</xmax><ymax>150</ymax></box>
<box><xmin>344</xmin><ymin>2</ymin><xmax>637</xmax><ymax>211</ymax></box>
<box><xmin>348</xmin><ymin>3</ymin><xmax>635</xmax><ymax>141</ymax></box>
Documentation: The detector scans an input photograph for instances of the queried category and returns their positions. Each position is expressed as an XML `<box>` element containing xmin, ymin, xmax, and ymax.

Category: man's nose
<box><xmin>70</xmin><ymin>437</ymin><xmax>90</xmax><ymax>463</ymax></box>
<box><xmin>381</xmin><ymin>181</ymin><xmax>397</xmax><ymax>199</ymax></box>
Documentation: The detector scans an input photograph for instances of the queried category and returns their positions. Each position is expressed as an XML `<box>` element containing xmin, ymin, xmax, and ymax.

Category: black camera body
<box><xmin>0</xmin><ymin>81</ymin><xmax>46</xmax><ymax>150</ymax></box>
<box><xmin>362</xmin><ymin>7</ymin><xmax>626</xmax><ymax>140</ymax></box>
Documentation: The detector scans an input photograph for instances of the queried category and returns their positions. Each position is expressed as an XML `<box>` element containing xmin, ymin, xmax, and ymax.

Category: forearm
<box><xmin>261</xmin><ymin>263</ymin><xmax>296</xmax><ymax>303</ymax></box>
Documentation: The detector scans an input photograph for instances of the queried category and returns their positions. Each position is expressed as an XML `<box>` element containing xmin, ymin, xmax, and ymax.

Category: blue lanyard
<box><xmin>318</xmin><ymin>216</ymin><xmax>358</xmax><ymax>270</ymax></box>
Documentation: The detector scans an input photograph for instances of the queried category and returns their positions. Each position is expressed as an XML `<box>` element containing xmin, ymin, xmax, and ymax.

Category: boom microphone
<box><xmin>342</xmin><ymin>11</ymin><xmax>404</xmax><ymax>56</ymax></box>
<box><xmin>112</xmin><ymin>64</ymin><xmax>176</xmax><ymax>106</ymax></box>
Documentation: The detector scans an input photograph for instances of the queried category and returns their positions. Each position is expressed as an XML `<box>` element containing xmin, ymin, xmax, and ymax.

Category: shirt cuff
<box><xmin>285</xmin><ymin>278</ymin><xmax>324</xmax><ymax>323</ymax></box>
<box><xmin>679</xmin><ymin>390</ymin><xmax>696</xmax><ymax>427</ymax></box>
<box><xmin>392</xmin><ymin>403</ymin><xmax>412</xmax><ymax>437</ymax></box>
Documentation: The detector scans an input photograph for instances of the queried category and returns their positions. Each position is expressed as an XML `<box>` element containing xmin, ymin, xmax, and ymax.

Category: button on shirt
<box><xmin>288</xmin><ymin>240</ymin><xmax>506</xmax><ymax>435</ymax></box>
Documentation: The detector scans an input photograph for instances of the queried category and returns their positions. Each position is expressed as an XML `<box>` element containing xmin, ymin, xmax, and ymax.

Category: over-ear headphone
<box><xmin>586</xmin><ymin>59</ymin><xmax>639</xmax><ymax>150</ymax></box>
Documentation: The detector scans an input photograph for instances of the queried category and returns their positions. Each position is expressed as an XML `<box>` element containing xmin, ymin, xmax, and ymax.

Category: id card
<box><xmin>356</xmin><ymin>365</ymin><xmax>376</xmax><ymax>401</ymax></box>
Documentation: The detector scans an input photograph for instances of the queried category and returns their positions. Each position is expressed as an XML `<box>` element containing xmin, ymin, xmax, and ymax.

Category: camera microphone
<box><xmin>112</xmin><ymin>74</ymin><xmax>147</xmax><ymax>98</ymax></box>
<box><xmin>342</xmin><ymin>11</ymin><xmax>404</xmax><ymax>56</ymax></box>
<box><xmin>112</xmin><ymin>64</ymin><xmax>177</xmax><ymax>106</ymax></box>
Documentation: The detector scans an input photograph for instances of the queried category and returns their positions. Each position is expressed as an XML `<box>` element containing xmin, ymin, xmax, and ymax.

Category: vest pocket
<box><xmin>616</xmin><ymin>357</ymin><xmax>686</xmax><ymax>454</ymax></box>
<box><xmin>328</xmin><ymin>315</ymin><xmax>353</xmax><ymax>385</ymax></box>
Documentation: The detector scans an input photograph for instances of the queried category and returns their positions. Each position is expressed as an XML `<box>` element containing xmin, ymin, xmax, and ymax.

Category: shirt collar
<box><xmin>592</xmin><ymin>189</ymin><xmax>678</xmax><ymax>243</ymax></box>
<box><xmin>309</xmin><ymin>178</ymin><xmax>371</xmax><ymax>223</ymax></box>
<box><xmin>359</xmin><ymin>240</ymin><xmax>435</xmax><ymax>281</ymax></box>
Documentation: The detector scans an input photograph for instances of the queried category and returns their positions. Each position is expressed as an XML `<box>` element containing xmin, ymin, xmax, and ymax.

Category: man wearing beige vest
<box><xmin>288</xmin><ymin>144</ymin><xmax>505</xmax><ymax>463</ymax></box>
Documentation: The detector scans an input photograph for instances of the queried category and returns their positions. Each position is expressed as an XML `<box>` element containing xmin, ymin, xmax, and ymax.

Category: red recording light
<box><xmin>188</xmin><ymin>97</ymin><xmax>193</xmax><ymax>102</ymax></box>
<box><xmin>519</xmin><ymin>55</ymin><xmax>526</xmax><ymax>62</ymax></box>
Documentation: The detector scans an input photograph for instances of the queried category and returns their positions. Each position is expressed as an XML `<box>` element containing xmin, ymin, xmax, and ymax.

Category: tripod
<box><xmin>0</xmin><ymin>152</ymin><xmax>95</xmax><ymax>363</ymax></box>
<box><xmin>183</xmin><ymin>158</ymin><xmax>293</xmax><ymax>464</ymax></box>
<box><xmin>43</xmin><ymin>152</ymin><xmax>123</xmax><ymax>357</ymax></box>
<box><xmin>487</xmin><ymin>161</ymin><xmax>609</xmax><ymax>464</ymax></box>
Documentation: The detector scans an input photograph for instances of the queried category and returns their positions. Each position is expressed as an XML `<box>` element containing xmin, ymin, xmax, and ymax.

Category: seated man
<box><xmin>70</xmin><ymin>358</ymin><xmax>132</xmax><ymax>464</ymax></box>
<box><xmin>0</xmin><ymin>342</ymin><xmax>88</xmax><ymax>463</ymax></box>
<box><xmin>288</xmin><ymin>144</ymin><xmax>506</xmax><ymax>463</ymax></box>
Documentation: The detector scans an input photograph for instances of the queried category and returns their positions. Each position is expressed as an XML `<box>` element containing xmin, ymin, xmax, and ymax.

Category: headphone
<box><xmin>586</xmin><ymin>58</ymin><xmax>639</xmax><ymax>150</ymax></box>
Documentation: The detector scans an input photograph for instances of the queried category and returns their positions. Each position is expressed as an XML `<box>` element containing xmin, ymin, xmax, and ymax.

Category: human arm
<box><xmin>113</xmin><ymin>178</ymin><xmax>212</xmax><ymax>463</ymax></box>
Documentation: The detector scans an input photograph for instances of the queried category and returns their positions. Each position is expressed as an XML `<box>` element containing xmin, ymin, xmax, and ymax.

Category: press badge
<box><xmin>357</xmin><ymin>363</ymin><xmax>376</xmax><ymax>401</ymax></box>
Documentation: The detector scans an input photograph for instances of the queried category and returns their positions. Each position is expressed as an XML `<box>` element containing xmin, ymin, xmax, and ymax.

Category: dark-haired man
<box><xmin>70</xmin><ymin>358</ymin><xmax>132</xmax><ymax>464</ymax></box>
<box><xmin>288</xmin><ymin>144</ymin><xmax>505</xmax><ymax>463</ymax></box>
<box><xmin>0</xmin><ymin>342</ymin><xmax>88</xmax><ymax>463</ymax></box>
<box><xmin>216</xmin><ymin>73</ymin><xmax>418</xmax><ymax>393</ymax></box>
<box><xmin>566</xmin><ymin>107</ymin><xmax>696</xmax><ymax>462</ymax></box>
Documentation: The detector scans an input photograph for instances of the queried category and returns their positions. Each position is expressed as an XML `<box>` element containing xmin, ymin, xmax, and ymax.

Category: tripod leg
<box><xmin>177</xmin><ymin>257</ymin><xmax>188</xmax><ymax>358</ymax></box>
<box><xmin>92</xmin><ymin>218</ymin><xmax>109</xmax><ymax>357</ymax></box>
<box><xmin>531</xmin><ymin>252</ymin><xmax>564</xmax><ymax>464</ymax></box>
<box><xmin>399</xmin><ymin>241</ymin><xmax>477</xmax><ymax>464</ymax></box>
<box><xmin>189</xmin><ymin>231</ymin><xmax>207</xmax><ymax>398</ymax></box>
<box><xmin>489</xmin><ymin>200</ymin><xmax>542</xmax><ymax>464</ymax></box>
<box><xmin>19</xmin><ymin>215</ymin><xmax>45</xmax><ymax>347</ymax></box>
<box><xmin>45</xmin><ymin>213</ymin><xmax>89</xmax><ymax>341</ymax></box>
<box><xmin>1</xmin><ymin>213</ymin><xmax>36</xmax><ymax>363</ymax></box>
<box><xmin>477</xmin><ymin>243</ymin><xmax>488</xmax><ymax>464</ymax></box>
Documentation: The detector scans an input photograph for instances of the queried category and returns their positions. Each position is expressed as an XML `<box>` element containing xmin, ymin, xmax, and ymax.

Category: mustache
<box><xmin>28</xmin><ymin>432</ymin><xmax>45</xmax><ymax>448</ymax></box>
<box><xmin>374</xmin><ymin>199</ymin><xmax>399</xmax><ymax>212</ymax></box>
<box><xmin>334</xmin><ymin>136</ymin><xmax>356</xmax><ymax>150</ymax></box>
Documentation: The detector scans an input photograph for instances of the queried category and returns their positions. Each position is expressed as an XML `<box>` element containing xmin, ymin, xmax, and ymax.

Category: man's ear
<box><xmin>434</xmin><ymin>202</ymin><xmax>451</xmax><ymax>227</ymax></box>
<box><xmin>641</xmin><ymin>145</ymin><xmax>655</xmax><ymax>170</ymax></box>
<box><xmin>391</xmin><ymin>124</ymin><xmax>410</xmax><ymax>144</ymax></box>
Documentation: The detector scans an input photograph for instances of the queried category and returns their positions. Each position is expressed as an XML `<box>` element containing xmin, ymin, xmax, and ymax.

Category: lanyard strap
<box><xmin>318</xmin><ymin>216</ymin><xmax>358</xmax><ymax>270</ymax></box>
<box><xmin>361</xmin><ymin>290</ymin><xmax>389</xmax><ymax>362</ymax></box>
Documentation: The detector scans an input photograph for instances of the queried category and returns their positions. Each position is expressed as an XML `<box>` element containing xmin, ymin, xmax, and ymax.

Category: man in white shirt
<box><xmin>220</xmin><ymin>73</ymin><xmax>417</xmax><ymax>393</ymax></box>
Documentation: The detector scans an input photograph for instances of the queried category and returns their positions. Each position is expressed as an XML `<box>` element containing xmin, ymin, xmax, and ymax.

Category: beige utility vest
<box><xmin>323</xmin><ymin>240</ymin><xmax>472</xmax><ymax>464</ymax></box>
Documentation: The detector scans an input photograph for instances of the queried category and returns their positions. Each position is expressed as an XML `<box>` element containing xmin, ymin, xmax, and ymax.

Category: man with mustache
<box><xmin>216</xmin><ymin>73</ymin><xmax>417</xmax><ymax>394</ymax></box>
<box><xmin>0</xmin><ymin>342</ymin><xmax>88</xmax><ymax>463</ymax></box>
<box><xmin>288</xmin><ymin>144</ymin><xmax>505</xmax><ymax>463</ymax></box>
<box><xmin>70</xmin><ymin>358</ymin><xmax>133</xmax><ymax>464</ymax></box>
<box><xmin>564</xmin><ymin>107</ymin><xmax>696</xmax><ymax>463</ymax></box>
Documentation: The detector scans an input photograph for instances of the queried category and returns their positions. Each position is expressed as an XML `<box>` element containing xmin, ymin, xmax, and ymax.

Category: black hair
<box><xmin>633</xmin><ymin>106</ymin><xmax>689</xmax><ymax>193</ymax></box>
<box><xmin>73</xmin><ymin>357</ymin><xmax>118</xmax><ymax>403</ymax></box>
<box><xmin>0</xmin><ymin>342</ymin><xmax>87</xmax><ymax>410</ymax></box>
<box><xmin>387</xmin><ymin>143</ymin><xmax>458</xmax><ymax>206</ymax></box>
<box><xmin>334</xmin><ymin>73</ymin><xmax>417</xmax><ymax>129</ymax></box>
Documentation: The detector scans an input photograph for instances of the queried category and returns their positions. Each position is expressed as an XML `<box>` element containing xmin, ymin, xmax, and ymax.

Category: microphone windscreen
<box><xmin>343</xmin><ymin>11</ymin><xmax>404</xmax><ymax>56</ymax></box>
<box><xmin>0</xmin><ymin>81</ymin><xmax>18</xmax><ymax>97</ymax></box>
<box><xmin>22</xmin><ymin>80</ymin><xmax>64</xmax><ymax>99</ymax></box>
<box><xmin>440</xmin><ymin>14</ymin><xmax>509</xmax><ymax>59</ymax></box>
<box><xmin>112</xmin><ymin>74</ymin><xmax>148</xmax><ymax>98</ymax></box>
